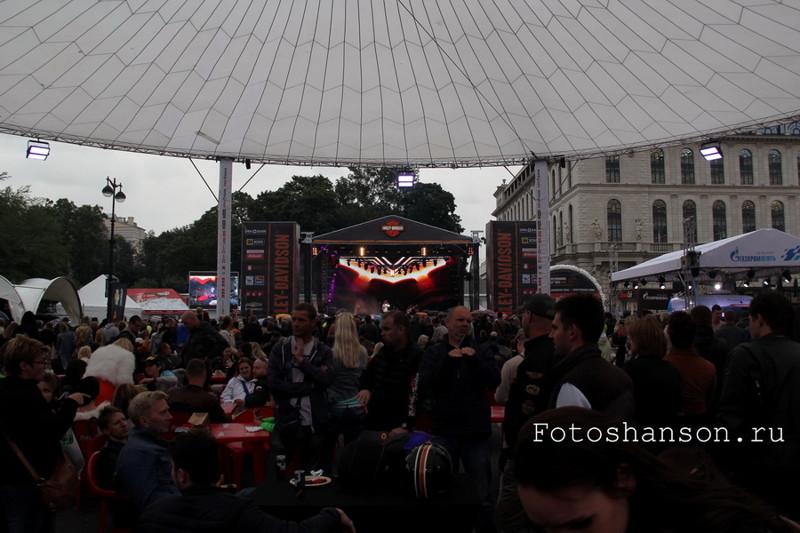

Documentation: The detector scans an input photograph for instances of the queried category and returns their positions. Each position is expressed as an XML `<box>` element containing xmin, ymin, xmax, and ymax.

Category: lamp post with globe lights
<box><xmin>102</xmin><ymin>177</ymin><xmax>126</xmax><ymax>322</ymax></box>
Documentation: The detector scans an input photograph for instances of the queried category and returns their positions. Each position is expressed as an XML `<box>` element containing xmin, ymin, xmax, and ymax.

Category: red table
<box><xmin>210</xmin><ymin>422</ymin><xmax>271</xmax><ymax>484</ymax></box>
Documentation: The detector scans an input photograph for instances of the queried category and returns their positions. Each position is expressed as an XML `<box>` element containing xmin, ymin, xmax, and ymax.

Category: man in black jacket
<box><xmin>357</xmin><ymin>311</ymin><xmax>422</xmax><ymax>434</ymax></box>
<box><xmin>180</xmin><ymin>311</ymin><xmax>228</xmax><ymax>367</ymax></box>
<box><xmin>419</xmin><ymin>305</ymin><xmax>500</xmax><ymax>532</ymax></box>
<box><xmin>267</xmin><ymin>303</ymin><xmax>334</xmax><ymax>474</ymax></box>
<box><xmin>546</xmin><ymin>294</ymin><xmax>634</xmax><ymax>420</ymax></box>
<box><xmin>717</xmin><ymin>291</ymin><xmax>800</xmax><ymax>520</ymax></box>
<box><xmin>138</xmin><ymin>430</ymin><xmax>353</xmax><ymax>532</ymax></box>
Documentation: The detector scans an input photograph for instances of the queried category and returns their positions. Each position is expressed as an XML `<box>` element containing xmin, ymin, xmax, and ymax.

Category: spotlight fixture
<box><xmin>742</xmin><ymin>279</ymin><xmax>750</xmax><ymax>288</ymax></box>
<box><xmin>763</xmin><ymin>277</ymin><xmax>771</xmax><ymax>287</ymax></box>
<box><xmin>245</xmin><ymin>159</ymin><xmax>251</xmax><ymax>170</ymax></box>
<box><xmin>746</xmin><ymin>269</ymin><xmax>756</xmax><ymax>280</ymax></box>
<box><xmin>639</xmin><ymin>279</ymin><xmax>647</xmax><ymax>287</ymax></box>
<box><xmin>782</xmin><ymin>270</ymin><xmax>792</xmax><ymax>283</ymax></box>
<box><xmin>26</xmin><ymin>140</ymin><xmax>50</xmax><ymax>160</ymax></box>
<box><xmin>624</xmin><ymin>282</ymin><xmax>630</xmax><ymax>289</ymax></box>
<box><xmin>633</xmin><ymin>281</ymin><xmax>639</xmax><ymax>290</ymax></box>
<box><xmin>691</xmin><ymin>267</ymin><xmax>700</xmax><ymax>277</ymax></box>
<box><xmin>658</xmin><ymin>276</ymin><xmax>666</xmax><ymax>290</ymax></box>
<box><xmin>397</xmin><ymin>170</ymin><xmax>416</xmax><ymax>188</ymax></box>
<box><xmin>714</xmin><ymin>282</ymin><xmax>722</xmax><ymax>291</ymax></box>
<box><xmin>708</xmin><ymin>270</ymin><xmax>717</xmax><ymax>279</ymax></box>
<box><xmin>700</xmin><ymin>142</ymin><xmax>722</xmax><ymax>161</ymax></box>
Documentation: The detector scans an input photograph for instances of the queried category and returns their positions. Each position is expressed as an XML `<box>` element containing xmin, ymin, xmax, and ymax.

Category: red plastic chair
<box><xmin>86</xmin><ymin>434</ymin><xmax>108</xmax><ymax>457</ymax></box>
<box><xmin>72</xmin><ymin>418</ymin><xmax>100</xmax><ymax>459</ymax></box>
<box><xmin>85</xmin><ymin>451</ymin><xmax>132</xmax><ymax>533</ymax></box>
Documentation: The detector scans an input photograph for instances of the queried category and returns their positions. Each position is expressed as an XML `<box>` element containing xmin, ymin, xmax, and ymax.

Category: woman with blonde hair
<box><xmin>326</xmin><ymin>313</ymin><xmax>368</xmax><ymax>449</ymax></box>
<box><xmin>623</xmin><ymin>315</ymin><xmax>681</xmax><ymax>430</ymax></box>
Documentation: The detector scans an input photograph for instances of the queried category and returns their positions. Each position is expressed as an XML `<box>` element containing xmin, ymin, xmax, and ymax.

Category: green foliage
<box><xmin>0</xmin><ymin>168</ymin><xmax>463</xmax><ymax>290</ymax></box>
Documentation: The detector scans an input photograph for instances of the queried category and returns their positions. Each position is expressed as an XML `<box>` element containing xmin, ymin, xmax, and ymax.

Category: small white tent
<box><xmin>78</xmin><ymin>275</ymin><xmax>143</xmax><ymax>320</ymax></box>
<box><xmin>15</xmin><ymin>277</ymin><xmax>83</xmax><ymax>324</ymax></box>
<box><xmin>612</xmin><ymin>229</ymin><xmax>800</xmax><ymax>282</ymax></box>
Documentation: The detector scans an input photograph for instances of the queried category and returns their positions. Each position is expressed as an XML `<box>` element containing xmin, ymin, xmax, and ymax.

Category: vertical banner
<box><xmin>534</xmin><ymin>160</ymin><xmax>550</xmax><ymax>295</ymax></box>
<box><xmin>486</xmin><ymin>221</ymin><xmax>538</xmax><ymax>314</ymax></box>
<box><xmin>110</xmin><ymin>283</ymin><xmax>127</xmax><ymax>321</ymax></box>
<box><xmin>241</xmin><ymin>222</ymin><xmax>299</xmax><ymax>316</ymax></box>
<box><xmin>216</xmin><ymin>158</ymin><xmax>233</xmax><ymax>318</ymax></box>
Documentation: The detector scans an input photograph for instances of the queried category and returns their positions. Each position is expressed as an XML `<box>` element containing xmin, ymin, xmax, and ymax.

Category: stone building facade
<box><xmin>492</xmin><ymin>127</ymin><xmax>800</xmax><ymax>295</ymax></box>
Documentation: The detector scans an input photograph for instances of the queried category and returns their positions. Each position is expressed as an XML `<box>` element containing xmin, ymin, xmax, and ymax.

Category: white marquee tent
<box><xmin>611</xmin><ymin>228</ymin><xmax>800</xmax><ymax>283</ymax></box>
<box><xmin>1</xmin><ymin>277</ymin><xmax>83</xmax><ymax>323</ymax></box>
<box><xmin>1</xmin><ymin>0</ymin><xmax>799</xmax><ymax>167</ymax></box>
<box><xmin>78</xmin><ymin>275</ymin><xmax>143</xmax><ymax>320</ymax></box>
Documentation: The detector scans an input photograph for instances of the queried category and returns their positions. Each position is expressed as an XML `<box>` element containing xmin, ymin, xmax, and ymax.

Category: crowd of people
<box><xmin>0</xmin><ymin>290</ymin><xmax>799</xmax><ymax>532</ymax></box>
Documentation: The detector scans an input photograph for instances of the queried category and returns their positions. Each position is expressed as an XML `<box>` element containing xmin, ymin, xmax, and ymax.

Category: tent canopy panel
<box><xmin>1</xmin><ymin>1</ymin><xmax>800</xmax><ymax>167</ymax></box>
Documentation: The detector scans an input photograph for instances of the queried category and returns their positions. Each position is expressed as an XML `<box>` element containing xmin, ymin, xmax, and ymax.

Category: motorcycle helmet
<box><xmin>404</xmin><ymin>441</ymin><xmax>453</xmax><ymax>499</ymax></box>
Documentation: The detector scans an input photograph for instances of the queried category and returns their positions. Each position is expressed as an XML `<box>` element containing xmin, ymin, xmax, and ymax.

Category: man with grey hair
<box><xmin>115</xmin><ymin>391</ymin><xmax>179</xmax><ymax>514</ymax></box>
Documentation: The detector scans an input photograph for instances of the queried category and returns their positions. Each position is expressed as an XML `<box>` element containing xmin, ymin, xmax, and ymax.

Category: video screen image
<box><xmin>329</xmin><ymin>258</ymin><xmax>459</xmax><ymax>314</ymax></box>
<box><xmin>187</xmin><ymin>273</ymin><xmax>239</xmax><ymax>308</ymax></box>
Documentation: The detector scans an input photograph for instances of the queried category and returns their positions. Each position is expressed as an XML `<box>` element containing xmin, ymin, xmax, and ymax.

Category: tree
<box><xmin>0</xmin><ymin>175</ymin><xmax>69</xmax><ymax>283</ymax></box>
<box><xmin>47</xmin><ymin>199</ymin><xmax>107</xmax><ymax>285</ymax></box>
<box><xmin>249</xmin><ymin>176</ymin><xmax>340</xmax><ymax>234</ymax></box>
<box><xmin>398</xmin><ymin>182</ymin><xmax>463</xmax><ymax>233</ymax></box>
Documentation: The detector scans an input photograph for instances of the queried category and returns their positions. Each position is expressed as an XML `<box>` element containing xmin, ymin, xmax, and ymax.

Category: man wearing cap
<box><xmin>494</xmin><ymin>294</ymin><xmax>556</xmax><ymax>533</ymax></box>
<box><xmin>139</xmin><ymin>356</ymin><xmax>178</xmax><ymax>392</ymax></box>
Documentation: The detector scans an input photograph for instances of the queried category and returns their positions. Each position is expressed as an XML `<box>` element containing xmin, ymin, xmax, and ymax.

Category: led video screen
<box><xmin>329</xmin><ymin>258</ymin><xmax>459</xmax><ymax>314</ymax></box>
<box><xmin>187</xmin><ymin>272</ymin><xmax>239</xmax><ymax>309</ymax></box>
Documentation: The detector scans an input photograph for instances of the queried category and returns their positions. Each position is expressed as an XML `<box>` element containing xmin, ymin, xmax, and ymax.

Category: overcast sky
<box><xmin>1</xmin><ymin>134</ymin><xmax>518</xmax><ymax>238</ymax></box>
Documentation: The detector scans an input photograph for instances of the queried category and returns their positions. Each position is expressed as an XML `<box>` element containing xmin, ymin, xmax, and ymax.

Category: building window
<box><xmin>710</xmin><ymin>158</ymin><xmax>724</xmax><ymax>184</ymax></box>
<box><xmin>740</xmin><ymin>149</ymin><xmax>753</xmax><ymax>184</ymax></box>
<box><xmin>772</xmin><ymin>201</ymin><xmax>785</xmax><ymax>231</ymax></box>
<box><xmin>680</xmin><ymin>148</ymin><xmax>694</xmax><ymax>184</ymax></box>
<box><xmin>768</xmin><ymin>149</ymin><xmax>782</xmax><ymax>185</ymax></box>
<box><xmin>713</xmin><ymin>200</ymin><xmax>727</xmax><ymax>241</ymax></box>
<box><xmin>652</xmin><ymin>200</ymin><xmax>667</xmax><ymax>243</ymax></box>
<box><xmin>568</xmin><ymin>204</ymin><xmax>574</xmax><ymax>243</ymax></box>
<box><xmin>651</xmin><ymin>149</ymin><xmax>665</xmax><ymax>184</ymax></box>
<box><xmin>607</xmin><ymin>199</ymin><xmax>622</xmax><ymax>242</ymax></box>
<box><xmin>558</xmin><ymin>211</ymin><xmax>564</xmax><ymax>247</ymax></box>
<box><xmin>606</xmin><ymin>156</ymin><xmax>620</xmax><ymax>183</ymax></box>
<box><xmin>742</xmin><ymin>200</ymin><xmax>756</xmax><ymax>233</ymax></box>
<box><xmin>683</xmin><ymin>200</ymin><xmax>697</xmax><ymax>243</ymax></box>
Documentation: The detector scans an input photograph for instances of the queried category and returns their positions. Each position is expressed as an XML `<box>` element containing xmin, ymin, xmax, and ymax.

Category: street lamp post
<box><xmin>102</xmin><ymin>177</ymin><xmax>126</xmax><ymax>322</ymax></box>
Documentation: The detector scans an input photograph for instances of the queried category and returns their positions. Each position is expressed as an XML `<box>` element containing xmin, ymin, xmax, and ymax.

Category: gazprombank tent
<box><xmin>611</xmin><ymin>228</ymin><xmax>800</xmax><ymax>283</ymax></box>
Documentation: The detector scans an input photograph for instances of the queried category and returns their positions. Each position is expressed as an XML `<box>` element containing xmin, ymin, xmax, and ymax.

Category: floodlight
<box><xmin>782</xmin><ymin>270</ymin><xmax>792</xmax><ymax>282</ymax></box>
<box><xmin>26</xmin><ymin>140</ymin><xmax>50</xmax><ymax>160</ymax></box>
<box><xmin>700</xmin><ymin>142</ymin><xmax>722</xmax><ymax>161</ymax></box>
<box><xmin>658</xmin><ymin>276</ymin><xmax>666</xmax><ymax>290</ymax></box>
<box><xmin>397</xmin><ymin>170</ymin><xmax>416</xmax><ymax>188</ymax></box>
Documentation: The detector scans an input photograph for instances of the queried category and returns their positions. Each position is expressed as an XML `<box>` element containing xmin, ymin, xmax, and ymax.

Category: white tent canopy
<box><xmin>611</xmin><ymin>228</ymin><xmax>800</xmax><ymax>282</ymax></box>
<box><xmin>14</xmin><ymin>277</ymin><xmax>82</xmax><ymax>323</ymax></box>
<box><xmin>78</xmin><ymin>275</ymin><xmax>143</xmax><ymax>320</ymax></box>
<box><xmin>1</xmin><ymin>1</ymin><xmax>800</xmax><ymax>167</ymax></box>
<box><xmin>0</xmin><ymin>275</ymin><xmax>25</xmax><ymax>322</ymax></box>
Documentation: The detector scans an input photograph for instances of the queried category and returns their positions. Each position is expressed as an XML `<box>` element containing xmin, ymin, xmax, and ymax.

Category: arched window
<box><xmin>651</xmin><ymin>149</ymin><xmax>665</xmax><ymax>184</ymax></box>
<box><xmin>768</xmin><ymin>149</ymin><xmax>782</xmax><ymax>185</ymax></box>
<box><xmin>713</xmin><ymin>200</ymin><xmax>727</xmax><ymax>241</ymax></box>
<box><xmin>552</xmin><ymin>215</ymin><xmax>557</xmax><ymax>252</ymax></box>
<box><xmin>558</xmin><ymin>211</ymin><xmax>564</xmax><ymax>247</ymax></box>
<box><xmin>742</xmin><ymin>201</ymin><xmax>756</xmax><ymax>233</ymax></box>
<box><xmin>683</xmin><ymin>200</ymin><xmax>697</xmax><ymax>243</ymax></box>
<box><xmin>772</xmin><ymin>201</ymin><xmax>785</xmax><ymax>231</ymax></box>
<box><xmin>710</xmin><ymin>158</ymin><xmax>724</xmax><ymax>184</ymax></box>
<box><xmin>740</xmin><ymin>149</ymin><xmax>753</xmax><ymax>184</ymax></box>
<box><xmin>551</xmin><ymin>169</ymin><xmax>556</xmax><ymax>199</ymax></box>
<box><xmin>652</xmin><ymin>200</ymin><xmax>667</xmax><ymax>243</ymax></box>
<box><xmin>680</xmin><ymin>148</ymin><xmax>695</xmax><ymax>184</ymax></box>
<box><xmin>606</xmin><ymin>155</ymin><xmax>620</xmax><ymax>183</ymax></box>
<box><xmin>607</xmin><ymin>199</ymin><xmax>622</xmax><ymax>242</ymax></box>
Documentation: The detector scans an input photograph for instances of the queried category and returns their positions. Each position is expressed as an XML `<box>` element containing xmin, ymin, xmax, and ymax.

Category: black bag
<box><xmin>276</xmin><ymin>401</ymin><xmax>305</xmax><ymax>441</ymax></box>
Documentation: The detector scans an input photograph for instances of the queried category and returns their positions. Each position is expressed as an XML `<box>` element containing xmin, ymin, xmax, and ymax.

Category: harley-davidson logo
<box><xmin>382</xmin><ymin>220</ymin><xmax>404</xmax><ymax>238</ymax></box>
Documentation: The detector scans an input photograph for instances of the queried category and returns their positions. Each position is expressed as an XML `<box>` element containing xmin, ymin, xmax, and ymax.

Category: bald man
<box><xmin>418</xmin><ymin>305</ymin><xmax>500</xmax><ymax>532</ymax></box>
